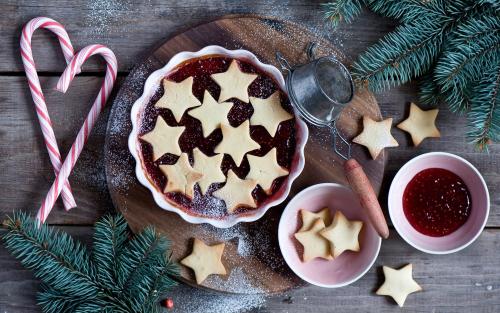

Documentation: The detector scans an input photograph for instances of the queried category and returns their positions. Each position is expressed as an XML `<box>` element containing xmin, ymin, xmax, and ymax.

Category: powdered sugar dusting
<box><xmin>105</xmin><ymin>61</ymin><xmax>155</xmax><ymax>195</ymax></box>
<box><xmin>207</xmin><ymin>267</ymin><xmax>265</xmax><ymax>294</ymax></box>
<box><xmin>198</xmin><ymin>215</ymin><xmax>285</xmax><ymax>268</ymax></box>
<box><xmin>199</xmin><ymin>224</ymin><xmax>254</xmax><ymax>257</ymax></box>
<box><xmin>85</xmin><ymin>0</ymin><xmax>132</xmax><ymax>35</ymax></box>
<box><xmin>171</xmin><ymin>284</ymin><xmax>266</xmax><ymax>313</ymax></box>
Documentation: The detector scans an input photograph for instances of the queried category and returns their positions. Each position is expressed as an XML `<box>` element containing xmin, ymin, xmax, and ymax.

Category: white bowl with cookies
<box><xmin>278</xmin><ymin>183</ymin><xmax>381</xmax><ymax>288</ymax></box>
<box><xmin>129</xmin><ymin>46</ymin><xmax>308</xmax><ymax>228</ymax></box>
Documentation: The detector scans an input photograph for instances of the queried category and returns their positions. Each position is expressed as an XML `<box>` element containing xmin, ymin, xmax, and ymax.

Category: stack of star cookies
<box><xmin>294</xmin><ymin>208</ymin><xmax>363</xmax><ymax>262</ymax></box>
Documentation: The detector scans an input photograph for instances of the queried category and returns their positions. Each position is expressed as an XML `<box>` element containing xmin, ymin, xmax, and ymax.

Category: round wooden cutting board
<box><xmin>104</xmin><ymin>16</ymin><xmax>386</xmax><ymax>294</ymax></box>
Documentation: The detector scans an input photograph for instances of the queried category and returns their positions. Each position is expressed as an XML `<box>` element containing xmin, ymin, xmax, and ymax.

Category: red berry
<box><xmin>162</xmin><ymin>298</ymin><xmax>174</xmax><ymax>310</ymax></box>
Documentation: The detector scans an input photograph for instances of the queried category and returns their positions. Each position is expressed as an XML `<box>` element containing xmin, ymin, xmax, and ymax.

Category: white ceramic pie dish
<box><xmin>128</xmin><ymin>45</ymin><xmax>309</xmax><ymax>228</ymax></box>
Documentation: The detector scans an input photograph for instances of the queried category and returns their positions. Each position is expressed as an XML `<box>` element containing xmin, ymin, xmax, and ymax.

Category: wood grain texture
<box><xmin>0</xmin><ymin>227</ymin><xmax>499</xmax><ymax>312</ymax></box>
<box><xmin>0</xmin><ymin>1</ymin><xmax>397</xmax><ymax>72</ymax></box>
<box><xmin>0</xmin><ymin>0</ymin><xmax>498</xmax><ymax>312</ymax></box>
<box><xmin>104</xmin><ymin>16</ymin><xmax>386</xmax><ymax>294</ymax></box>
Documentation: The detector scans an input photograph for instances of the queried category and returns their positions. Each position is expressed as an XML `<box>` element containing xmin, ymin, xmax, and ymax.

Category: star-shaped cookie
<box><xmin>298</xmin><ymin>208</ymin><xmax>332</xmax><ymax>232</ymax></box>
<box><xmin>159</xmin><ymin>153</ymin><xmax>203</xmax><ymax>198</ymax></box>
<box><xmin>187</xmin><ymin>90</ymin><xmax>234</xmax><ymax>137</ymax></box>
<box><xmin>180</xmin><ymin>238</ymin><xmax>226</xmax><ymax>284</ymax></box>
<box><xmin>320</xmin><ymin>211</ymin><xmax>363</xmax><ymax>258</ymax></box>
<box><xmin>246</xmin><ymin>148</ymin><xmax>289</xmax><ymax>194</ymax></box>
<box><xmin>294</xmin><ymin>218</ymin><xmax>333</xmax><ymax>262</ymax></box>
<box><xmin>353</xmin><ymin>116</ymin><xmax>399</xmax><ymax>159</ymax></box>
<box><xmin>397</xmin><ymin>102</ymin><xmax>440</xmax><ymax>146</ymax></box>
<box><xmin>249</xmin><ymin>92</ymin><xmax>293</xmax><ymax>137</ymax></box>
<box><xmin>212</xmin><ymin>170</ymin><xmax>257</xmax><ymax>213</ymax></box>
<box><xmin>214</xmin><ymin>120</ymin><xmax>261</xmax><ymax>166</ymax></box>
<box><xmin>192</xmin><ymin>148</ymin><xmax>225</xmax><ymax>195</ymax></box>
<box><xmin>140</xmin><ymin>116</ymin><xmax>185</xmax><ymax>161</ymax></box>
<box><xmin>376</xmin><ymin>264</ymin><xmax>422</xmax><ymax>307</ymax></box>
<box><xmin>211</xmin><ymin>60</ymin><xmax>257</xmax><ymax>103</ymax></box>
<box><xmin>155</xmin><ymin>77</ymin><xmax>201</xmax><ymax>122</ymax></box>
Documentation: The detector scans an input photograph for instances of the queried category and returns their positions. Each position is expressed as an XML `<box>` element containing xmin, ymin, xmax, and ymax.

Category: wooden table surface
<box><xmin>0</xmin><ymin>1</ymin><xmax>498</xmax><ymax>312</ymax></box>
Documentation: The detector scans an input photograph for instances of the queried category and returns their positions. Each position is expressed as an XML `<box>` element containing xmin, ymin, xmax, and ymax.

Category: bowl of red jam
<box><xmin>388</xmin><ymin>152</ymin><xmax>489</xmax><ymax>254</ymax></box>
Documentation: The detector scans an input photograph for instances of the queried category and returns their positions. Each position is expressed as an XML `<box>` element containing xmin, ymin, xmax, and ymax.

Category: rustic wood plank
<box><xmin>0</xmin><ymin>227</ymin><xmax>498</xmax><ymax>312</ymax></box>
<box><xmin>1</xmin><ymin>76</ymin><xmax>497</xmax><ymax>226</ymax></box>
<box><xmin>0</xmin><ymin>2</ymin><xmax>395</xmax><ymax>72</ymax></box>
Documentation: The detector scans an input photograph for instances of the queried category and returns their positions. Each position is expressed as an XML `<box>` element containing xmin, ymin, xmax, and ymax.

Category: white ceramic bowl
<box><xmin>388</xmin><ymin>152</ymin><xmax>489</xmax><ymax>254</ymax></box>
<box><xmin>129</xmin><ymin>46</ymin><xmax>308</xmax><ymax>228</ymax></box>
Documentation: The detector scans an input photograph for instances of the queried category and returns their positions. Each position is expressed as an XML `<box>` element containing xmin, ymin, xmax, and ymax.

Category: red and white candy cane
<box><xmin>36</xmin><ymin>45</ymin><xmax>118</xmax><ymax>225</ymax></box>
<box><xmin>20</xmin><ymin>17</ymin><xmax>78</xmax><ymax>210</ymax></box>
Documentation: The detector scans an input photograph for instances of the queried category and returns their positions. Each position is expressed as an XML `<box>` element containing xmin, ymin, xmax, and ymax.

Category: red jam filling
<box><xmin>403</xmin><ymin>168</ymin><xmax>472</xmax><ymax>237</ymax></box>
<box><xmin>138</xmin><ymin>55</ymin><xmax>296</xmax><ymax>218</ymax></box>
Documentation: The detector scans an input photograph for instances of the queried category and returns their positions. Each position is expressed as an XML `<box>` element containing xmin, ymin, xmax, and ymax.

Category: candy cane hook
<box><xmin>20</xmin><ymin>17</ymin><xmax>78</xmax><ymax>210</ymax></box>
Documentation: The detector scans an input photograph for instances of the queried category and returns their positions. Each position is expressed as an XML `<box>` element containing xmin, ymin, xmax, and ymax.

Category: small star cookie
<box><xmin>212</xmin><ymin>170</ymin><xmax>257</xmax><ymax>213</ymax></box>
<box><xmin>159</xmin><ymin>153</ymin><xmax>203</xmax><ymax>198</ymax></box>
<box><xmin>298</xmin><ymin>208</ymin><xmax>331</xmax><ymax>232</ymax></box>
<box><xmin>294</xmin><ymin>218</ymin><xmax>333</xmax><ymax>262</ymax></box>
<box><xmin>192</xmin><ymin>148</ymin><xmax>225</xmax><ymax>195</ymax></box>
<box><xmin>180</xmin><ymin>238</ymin><xmax>226</xmax><ymax>284</ymax></box>
<box><xmin>397</xmin><ymin>102</ymin><xmax>440</xmax><ymax>146</ymax></box>
<box><xmin>211</xmin><ymin>60</ymin><xmax>258</xmax><ymax>103</ymax></box>
<box><xmin>353</xmin><ymin>116</ymin><xmax>399</xmax><ymax>159</ymax></box>
<box><xmin>249</xmin><ymin>92</ymin><xmax>293</xmax><ymax>137</ymax></box>
<box><xmin>188</xmin><ymin>90</ymin><xmax>234</xmax><ymax>137</ymax></box>
<box><xmin>320</xmin><ymin>211</ymin><xmax>363</xmax><ymax>258</ymax></box>
<box><xmin>376</xmin><ymin>264</ymin><xmax>422</xmax><ymax>307</ymax></box>
<box><xmin>246</xmin><ymin>148</ymin><xmax>289</xmax><ymax>194</ymax></box>
<box><xmin>214</xmin><ymin>120</ymin><xmax>261</xmax><ymax>166</ymax></box>
<box><xmin>140</xmin><ymin>116</ymin><xmax>185</xmax><ymax>161</ymax></box>
<box><xmin>155</xmin><ymin>77</ymin><xmax>201</xmax><ymax>122</ymax></box>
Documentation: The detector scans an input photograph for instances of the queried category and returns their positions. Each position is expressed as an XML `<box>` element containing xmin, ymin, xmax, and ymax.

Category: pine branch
<box><xmin>467</xmin><ymin>66</ymin><xmax>500</xmax><ymax>149</ymax></box>
<box><xmin>117</xmin><ymin>226</ymin><xmax>178</xmax><ymax>312</ymax></box>
<box><xmin>352</xmin><ymin>20</ymin><xmax>444</xmax><ymax>92</ymax></box>
<box><xmin>476</xmin><ymin>0</ymin><xmax>499</xmax><ymax>10</ymax></box>
<box><xmin>323</xmin><ymin>0</ymin><xmax>363</xmax><ymax>28</ymax></box>
<box><xmin>365</xmin><ymin>0</ymin><xmax>448</xmax><ymax>23</ymax></box>
<box><xmin>418</xmin><ymin>72</ymin><xmax>441</xmax><ymax>106</ymax></box>
<box><xmin>73</xmin><ymin>302</ymin><xmax>111</xmax><ymax>313</ymax></box>
<box><xmin>435</xmin><ymin>27</ymin><xmax>500</xmax><ymax>112</ymax></box>
<box><xmin>2</xmin><ymin>212</ymin><xmax>98</xmax><ymax>298</ymax></box>
<box><xmin>93</xmin><ymin>214</ymin><xmax>129</xmax><ymax>291</ymax></box>
<box><xmin>448</xmin><ymin>14</ymin><xmax>500</xmax><ymax>45</ymax></box>
<box><xmin>37</xmin><ymin>287</ymin><xmax>85</xmax><ymax>313</ymax></box>
<box><xmin>2</xmin><ymin>212</ymin><xmax>178</xmax><ymax>313</ymax></box>
<box><xmin>324</xmin><ymin>0</ymin><xmax>500</xmax><ymax>146</ymax></box>
<box><xmin>117</xmin><ymin>226</ymin><xmax>166</xmax><ymax>289</ymax></box>
<box><xmin>142</xmin><ymin>263</ymin><xmax>180</xmax><ymax>313</ymax></box>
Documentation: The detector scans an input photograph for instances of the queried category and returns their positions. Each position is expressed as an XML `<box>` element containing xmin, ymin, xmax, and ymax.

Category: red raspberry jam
<box><xmin>403</xmin><ymin>168</ymin><xmax>471</xmax><ymax>237</ymax></box>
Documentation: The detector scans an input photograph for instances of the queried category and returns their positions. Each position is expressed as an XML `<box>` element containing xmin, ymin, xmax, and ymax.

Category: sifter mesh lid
<box><xmin>315</xmin><ymin>57</ymin><xmax>354</xmax><ymax>105</ymax></box>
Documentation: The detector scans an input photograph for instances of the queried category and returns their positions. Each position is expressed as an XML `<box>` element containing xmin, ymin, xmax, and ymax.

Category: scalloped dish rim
<box><xmin>128</xmin><ymin>45</ymin><xmax>308</xmax><ymax>228</ymax></box>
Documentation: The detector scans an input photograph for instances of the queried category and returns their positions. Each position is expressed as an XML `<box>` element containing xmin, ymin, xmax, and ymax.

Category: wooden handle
<box><xmin>344</xmin><ymin>159</ymin><xmax>389</xmax><ymax>239</ymax></box>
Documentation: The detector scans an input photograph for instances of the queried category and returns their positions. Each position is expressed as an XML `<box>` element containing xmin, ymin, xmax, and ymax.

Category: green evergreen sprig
<box><xmin>324</xmin><ymin>0</ymin><xmax>500</xmax><ymax>148</ymax></box>
<box><xmin>2</xmin><ymin>212</ymin><xmax>178</xmax><ymax>313</ymax></box>
<box><xmin>323</xmin><ymin>0</ymin><xmax>363</xmax><ymax>28</ymax></box>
